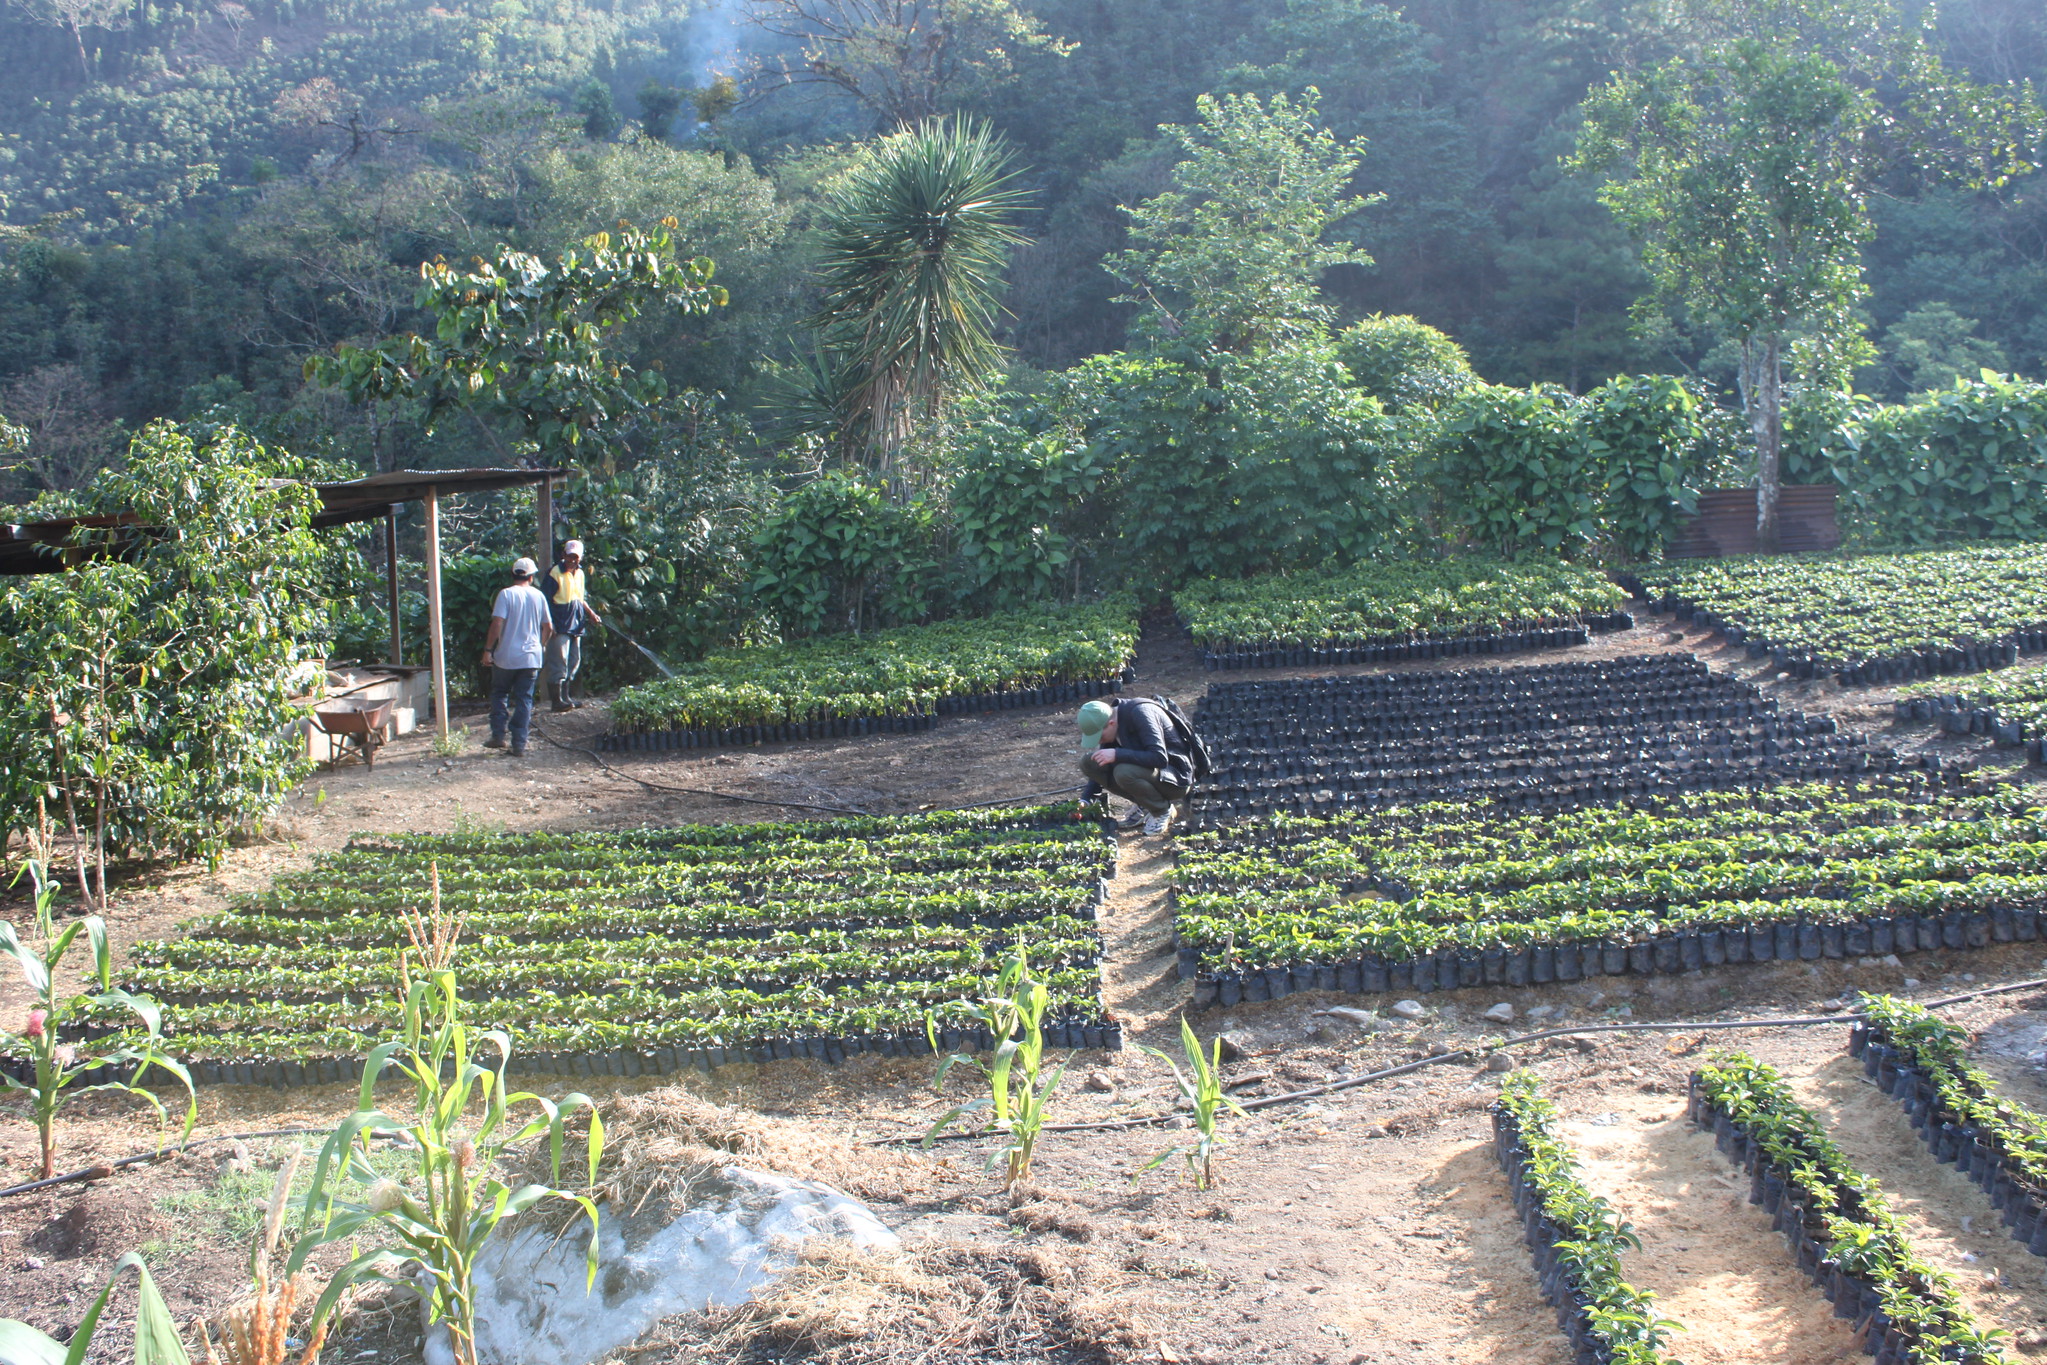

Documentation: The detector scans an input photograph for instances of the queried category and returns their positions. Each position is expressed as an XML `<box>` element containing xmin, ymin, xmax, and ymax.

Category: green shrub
<box><xmin>1332</xmin><ymin>313</ymin><xmax>1480</xmax><ymax>415</ymax></box>
<box><xmin>1060</xmin><ymin>339</ymin><xmax>1391</xmax><ymax>585</ymax></box>
<box><xmin>1432</xmin><ymin>375</ymin><xmax>1709</xmax><ymax>559</ymax></box>
<box><xmin>0</xmin><ymin>420</ymin><xmax>327</xmax><ymax>871</ymax></box>
<box><xmin>749</xmin><ymin>468</ymin><xmax>945</xmax><ymax>637</ymax></box>
<box><xmin>1835</xmin><ymin>373</ymin><xmax>2047</xmax><ymax>545</ymax></box>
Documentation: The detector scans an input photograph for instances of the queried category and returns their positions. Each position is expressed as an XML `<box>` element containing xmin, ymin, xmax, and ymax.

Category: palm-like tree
<box><xmin>808</xmin><ymin>116</ymin><xmax>1030</xmax><ymax>475</ymax></box>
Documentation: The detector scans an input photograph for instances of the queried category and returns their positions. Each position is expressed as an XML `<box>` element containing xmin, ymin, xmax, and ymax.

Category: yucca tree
<box><xmin>808</xmin><ymin>116</ymin><xmax>1030</xmax><ymax>476</ymax></box>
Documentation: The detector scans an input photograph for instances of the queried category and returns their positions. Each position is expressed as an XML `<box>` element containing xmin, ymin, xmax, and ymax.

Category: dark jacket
<box><xmin>1083</xmin><ymin>697</ymin><xmax>1194</xmax><ymax>795</ymax></box>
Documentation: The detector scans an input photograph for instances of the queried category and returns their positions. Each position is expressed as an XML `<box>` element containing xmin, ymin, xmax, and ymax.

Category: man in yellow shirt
<box><xmin>543</xmin><ymin>539</ymin><xmax>602</xmax><ymax>711</ymax></box>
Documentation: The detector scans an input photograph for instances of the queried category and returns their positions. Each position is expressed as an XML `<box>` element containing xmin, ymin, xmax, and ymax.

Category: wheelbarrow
<box><xmin>312</xmin><ymin>698</ymin><xmax>395</xmax><ymax>771</ymax></box>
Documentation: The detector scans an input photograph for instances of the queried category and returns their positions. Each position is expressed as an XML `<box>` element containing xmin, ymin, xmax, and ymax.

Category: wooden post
<box><xmin>384</xmin><ymin>506</ymin><xmax>403</xmax><ymax>666</ymax></box>
<box><xmin>424</xmin><ymin>485</ymin><xmax>448</xmax><ymax>740</ymax></box>
<box><xmin>535</xmin><ymin>474</ymin><xmax>553</xmax><ymax>574</ymax></box>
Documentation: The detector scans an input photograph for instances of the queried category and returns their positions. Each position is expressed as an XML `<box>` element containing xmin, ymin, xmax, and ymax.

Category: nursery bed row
<box><xmin>596</xmin><ymin>676</ymin><xmax>1127</xmax><ymax>752</ymax></box>
<box><xmin>1177</xmin><ymin>556</ymin><xmax>1629</xmax><ymax>668</ymax></box>
<box><xmin>1196</xmin><ymin>619</ymin><xmax>1633</xmax><ymax>671</ymax></box>
<box><xmin>1625</xmin><ymin>543</ymin><xmax>2047</xmax><ymax>685</ymax></box>
<box><xmin>1187</xmin><ymin>655</ymin><xmax>1948</xmax><ymax>826</ymax></box>
<box><xmin>1689</xmin><ymin>1054</ymin><xmax>2007</xmax><ymax>1364</ymax></box>
<box><xmin>25</xmin><ymin>1011</ymin><xmax>1128</xmax><ymax>1092</ymax></box>
<box><xmin>42</xmin><ymin>807</ymin><xmax>1120</xmax><ymax>1081</ymax></box>
<box><xmin>1491</xmin><ymin>1076</ymin><xmax>1684</xmax><ymax>1364</ymax></box>
<box><xmin>344</xmin><ymin>805</ymin><xmax>1092</xmax><ymax>855</ymax></box>
<box><xmin>606</xmin><ymin>598</ymin><xmax>1139</xmax><ymax>741</ymax></box>
<box><xmin>209</xmin><ymin>877</ymin><xmax>1105</xmax><ymax>931</ymax></box>
<box><xmin>1173</xmin><ymin>781</ymin><xmax>2027</xmax><ymax>1006</ymax></box>
<box><xmin>1853</xmin><ymin>995</ymin><xmax>2047</xmax><ymax>1259</ymax></box>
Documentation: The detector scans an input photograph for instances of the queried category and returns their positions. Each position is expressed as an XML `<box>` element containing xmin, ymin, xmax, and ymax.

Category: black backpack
<box><xmin>1150</xmin><ymin>694</ymin><xmax>1215</xmax><ymax>782</ymax></box>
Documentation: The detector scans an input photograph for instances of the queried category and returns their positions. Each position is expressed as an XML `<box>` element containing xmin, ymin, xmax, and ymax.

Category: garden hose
<box><xmin>872</xmin><ymin>973</ymin><xmax>2047</xmax><ymax>1145</ymax></box>
<box><xmin>16</xmin><ymin>979</ymin><xmax>2042</xmax><ymax>1192</ymax></box>
<box><xmin>0</xmin><ymin>1125</ymin><xmax>411</xmax><ymax>1199</ymax></box>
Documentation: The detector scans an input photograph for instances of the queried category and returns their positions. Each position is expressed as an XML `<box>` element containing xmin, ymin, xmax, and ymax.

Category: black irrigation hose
<box><xmin>873</xmin><ymin>975</ymin><xmax>2047</xmax><ymax>1145</ymax></box>
<box><xmin>535</xmin><ymin>725</ymin><xmax>1087</xmax><ymax>819</ymax></box>
<box><xmin>18</xmin><ymin>980</ymin><xmax>2045</xmax><ymax>1187</ymax></box>
<box><xmin>0</xmin><ymin>1125</ymin><xmax>343</xmax><ymax>1198</ymax></box>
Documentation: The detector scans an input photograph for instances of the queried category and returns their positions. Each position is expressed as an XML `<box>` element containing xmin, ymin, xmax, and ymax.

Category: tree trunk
<box><xmin>1748</xmin><ymin>334</ymin><xmax>1783</xmax><ymax>554</ymax></box>
<box><xmin>66</xmin><ymin>16</ymin><xmax>90</xmax><ymax>82</ymax></box>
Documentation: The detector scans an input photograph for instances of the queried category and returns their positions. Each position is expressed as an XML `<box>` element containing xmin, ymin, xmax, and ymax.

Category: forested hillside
<box><xmin>0</xmin><ymin>0</ymin><xmax>2040</xmax><ymax>484</ymax></box>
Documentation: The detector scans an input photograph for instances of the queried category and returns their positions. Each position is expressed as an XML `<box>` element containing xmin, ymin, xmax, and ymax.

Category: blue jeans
<box><xmin>489</xmin><ymin>666</ymin><xmax>539</xmax><ymax>747</ymax></box>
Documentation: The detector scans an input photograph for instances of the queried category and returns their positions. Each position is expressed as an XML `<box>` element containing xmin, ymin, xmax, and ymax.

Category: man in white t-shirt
<box><xmin>480</xmin><ymin>557</ymin><xmax>553</xmax><ymax>757</ymax></box>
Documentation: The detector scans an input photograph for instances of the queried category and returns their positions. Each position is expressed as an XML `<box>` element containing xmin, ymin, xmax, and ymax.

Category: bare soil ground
<box><xmin>7</xmin><ymin>605</ymin><xmax>2047</xmax><ymax>1363</ymax></box>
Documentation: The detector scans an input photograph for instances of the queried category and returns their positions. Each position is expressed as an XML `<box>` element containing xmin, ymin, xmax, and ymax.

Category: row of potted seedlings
<box><xmin>1195</xmin><ymin>619</ymin><xmax>1633</xmax><ymax>671</ymax></box>
<box><xmin>1491</xmin><ymin>1074</ymin><xmax>1684</xmax><ymax>1365</ymax></box>
<box><xmin>1173</xmin><ymin>781</ymin><xmax>2039</xmax><ymax>1007</ymax></box>
<box><xmin>31</xmin><ymin>1010</ymin><xmax>1129</xmax><ymax>1091</ymax></box>
<box><xmin>1851</xmin><ymin>994</ymin><xmax>2047</xmax><ymax>1258</ymax></box>
<box><xmin>47</xmin><ymin>807</ymin><xmax>1123</xmax><ymax>1087</ymax></box>
<box><xmin>1624</xmin><ymin>543</ymin><xmax>2047</xmax><ymax>686</ymax></box>
<box><xmin>1689</xmin><ymin>1053</ymin><xmax>2007</xmax><ymax>1364</ymax></box>
<box><xmin>604</xmin><ymin>598</ymin><xmax>1139</xmax><ymax>749</ymax></box>
<box><xmin>1177</xmin><ymin>555</ymin><xmax>1631</xmax><ymax>672</ymax></box>
<box><xmin>598</xmin><ymin>675</ymin><xmax>1132</xmax><ymax>752</ymax></box>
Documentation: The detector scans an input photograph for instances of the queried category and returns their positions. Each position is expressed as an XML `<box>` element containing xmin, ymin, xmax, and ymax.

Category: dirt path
<box><xmin>1561</xmin><ymin>1096</ymin><xmax>1860</xmax><ymax>1365</ymax></box>
<box><xmin>1789</xmin><ymin>1056</ymin><xmax>2047</xmax><ymax>1344</ymax></box>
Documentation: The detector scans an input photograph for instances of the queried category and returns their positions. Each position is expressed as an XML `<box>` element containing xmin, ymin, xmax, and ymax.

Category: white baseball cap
<box><xmin>512</xmin><ymin>556</ymin><xmax>538</xmax><ymax>577</ymax></box>
<box><xmin>563</xmin><ymin>539</ymin><xmax>585</xmax><ymax>557</ymax></box>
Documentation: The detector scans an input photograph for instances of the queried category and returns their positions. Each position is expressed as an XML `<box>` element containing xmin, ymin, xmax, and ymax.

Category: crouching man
<box><xmin>1076</xmin><ymin>696</ymin><xmax>1197</xmax><ymax>836</ymax></box>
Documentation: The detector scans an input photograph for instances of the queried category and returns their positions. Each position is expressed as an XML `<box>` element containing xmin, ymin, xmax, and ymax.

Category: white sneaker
<box><xmin>1142</xmin><ymin>808</ymin><xmax>1174</xmax><ymax>837</ymax></box>
<box><xmin>1117</xmin><ymin>806</ymin><xmax>1147</xmax><ymax>830</ymax></box>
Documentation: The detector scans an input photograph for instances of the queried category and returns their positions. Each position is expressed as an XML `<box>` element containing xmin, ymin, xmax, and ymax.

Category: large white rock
<box><xmin>438</xmin><ymin>1165</ymin><xmax>898</xmax><ymax>1365</ymax></box>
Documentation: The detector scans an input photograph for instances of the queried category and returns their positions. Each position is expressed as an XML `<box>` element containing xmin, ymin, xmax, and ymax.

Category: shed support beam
<box><xmin>536</xmin><ymin>475</ymin><xmax>553</xmax><ymax>574</ymax></box>
<box><xmin>424</xmin><ymin>485</ymin><xmax>448</xmax><ymax>740</ymax></box>
<box><xmin>384</xmin><ymin>505</ymin><xmax>403</xmax><ymax>667</ymax></box>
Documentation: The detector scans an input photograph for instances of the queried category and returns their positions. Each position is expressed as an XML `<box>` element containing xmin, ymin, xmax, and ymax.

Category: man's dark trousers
<box><xmin>1080</xmin><ymin>754</ymin><xmax>1185</xmax><ymax>815</ymax></box>
<box><xmin>489</xmin><ymin>666</ymin><xmax>540</xmax><ymax>749</ymax></box>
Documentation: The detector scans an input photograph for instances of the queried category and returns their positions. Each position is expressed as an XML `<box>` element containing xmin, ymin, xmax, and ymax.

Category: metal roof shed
<box><xmin>1</xmin><ymin>466</ymin><xmax>569</xmax><ymax>741</ymax></box>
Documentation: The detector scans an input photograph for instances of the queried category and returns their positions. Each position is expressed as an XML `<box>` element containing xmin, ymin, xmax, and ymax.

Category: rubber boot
<box><xmin>565</xmin><ymin>677</ymin><xmax>586</xmax><ymax>709</ymax></box>
<box><xmin>548</xmin><ymin>679</ymin><xmax>571</xmax><ymax>713</ymax></box>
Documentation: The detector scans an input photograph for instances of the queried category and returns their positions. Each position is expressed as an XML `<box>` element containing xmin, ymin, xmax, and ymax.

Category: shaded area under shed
<box><xmin>0</xmin><ymin>466</ymin><xmax>568</xmax><ymax>739</ymax></box>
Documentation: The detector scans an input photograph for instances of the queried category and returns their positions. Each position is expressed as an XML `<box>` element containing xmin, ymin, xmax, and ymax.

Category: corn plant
<box><xmin>199</xmin><ymin>1148</ymin><xmax>327</xmax><ymax>1365</ymax></box>
<box><xmin>286</xmin><ymin>971</ymin><xmax>604</xmax><ymax>1365</ymax></box>
<box><xmin>0</xmin><ymin>858</ymin><xmax>194</xmax><ymax>1178</ymax></box>
<box><xmin>1134</xmin><ymin>1016</ymin><xmax>1246</xmax><ymax>1190</ymax></box>
<box><xmin>922</xmin><ymin>945</ymin><xmax>1071</xmax><ymax>1189</ymax></box>
<box><xmin>0</xmin><ymin>1251</ymin><xmax>191</xmax><ymax>1364</ymax></box>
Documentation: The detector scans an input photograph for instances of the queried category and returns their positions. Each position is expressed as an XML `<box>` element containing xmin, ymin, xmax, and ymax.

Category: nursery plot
<box><xmin>1491</xmin><ymin>1076</ymin><xmax>1688</xmax><ymax>1364</ymax></box>
<box><xmin>1173</xmin><ymin>781</ymin><xmax>2022</xmax><ymax>1007</ymax></box>
<box><xmin>1625</xmin><ymin>544</ymin><xmax>2047</xmax><ymax>686</ymax></box>
<box><xmin>56</xmin><ymin>807</ymin><xmax>1116</xmax><ymax>1088</ymax></box>
<box><xmin>603</xmin><ymin>597</ymin><xmax>1139</xmax><ymax>751</ymax></box>
<box><xmin>1178</xmin><ymin>556</ymin><xmax>1630</xmax><ymax>671</ymax></box>
<box><xmin>1852</xmin><ymin>995</ymin><xmax>2047</xmax><ymax>1260</ymax></box>
<box><xmin>1689</xmin><ymin>1055</ymin><xmax>2011</xmax><ymax>1365</ymax></box>
<box><xmin>1189</xmin><ymin>654</ymin><xmax>1922</xmax><ymax>827</ymax></box>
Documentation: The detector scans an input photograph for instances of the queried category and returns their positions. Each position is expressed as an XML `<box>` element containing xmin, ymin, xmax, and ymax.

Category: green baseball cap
<box><xmin>1076</xmin><ymin>699</ymin><xmax>1114</xmax><ymax>752</ymax></box>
